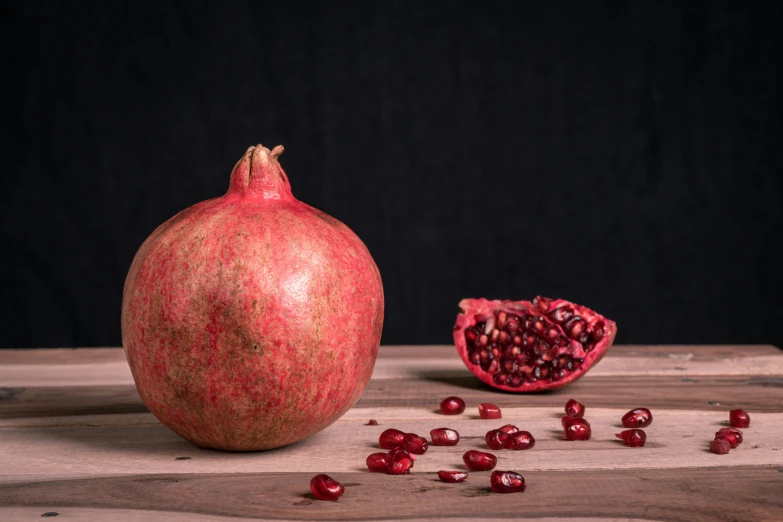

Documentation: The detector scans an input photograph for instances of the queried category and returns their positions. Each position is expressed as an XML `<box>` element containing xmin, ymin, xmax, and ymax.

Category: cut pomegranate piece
<box><xmin>478</xmin><ymin>403</ymin><xmax>502</xmax><ymax>419</ymax></box>
<box><xmin>437</xmin><ymin>470</ymin><xmax>469</xmax><ymax>483</ymax></box>
<box><xmin>564</xmin><ymin>418</ymin><xmax>591</xmax><ymax>440</ymax></box>
<box><xmin>565</xmin><ymin>399</ymin><xmax>585</xmax><ymax>418</ymax></box>
<box><xmin>715</xmin><ymin>427</ymin><xmax>743</xmax><ymax>448</ymax></box>
<box><xmin>729</xmin><ymin>409</ymin><xmax>750</xmax><ymax>428</ymax></box>
<box><xmin>309</xmin><ymin>474</ymin><xmax>345</xmax><ymax>500</ymax></box>
<box><xmin>485</xmin><ymin>429</ymin><xmax>509</xmax><ymax>450</ymax></box>
<box><xmin>490</xmin><ymin>471</ymin><xmax>526</xmax><ymax>493</ymax></box>
<box><xmin>379</xmin><ymin>428</ymin><xmax>405</xmax><ymax>450</ymax></box>
<box><xmin>621</xmin><ymin>408</ymin><xmax>653</xmax><ymax>428</ymax></box>
<box><xmin>454</xmin><ymin>297</ymin><xmax>617</xmax><ymax>392</ymax></box>
<box><xmin>709</xmin><ymin>439</ymin><xmax>731</xmax><ymax>455</ymax></box>
<box><xmin>430</xmin><ymin>428</ymin><xmax>460</xmax><ymax>446</ymax></box>
<box><xmin>504</xmin><ymin>431</ymin><xmax>535</xmax><ymax>450</ymax></box>
<box><xmin>387</xmin><ymin>449</ymin><xmax>415</xmax><ymax>475</ymax></box>
<box><xmin>463</xmin><ymin>450</ymin><xmax>497</xmax><ymax>471</ymax></box>
<box><xmin>615</xmin><ymin>429</ymin><xmax>646</xmax><ymax>447</ymax></box>
<box><xmin>366</xmin><ymin>452</ymin><xmax>391</xmax><ymax>473</ymax></box>
<box><xmin>440</xmin><ymin>396</ymin><xmax>466</xmax><ymax>415</ymax></box>
<box><xmin>402</xmin><ymin>433</ymin><xmax>429</xmax><ymax>455</ymax></box>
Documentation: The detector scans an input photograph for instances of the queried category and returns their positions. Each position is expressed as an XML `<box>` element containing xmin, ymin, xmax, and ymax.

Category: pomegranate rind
<box><xmin>454</xmin><ymin>297</ymin><xmax>617</xmax><ymax>392</ymax></box>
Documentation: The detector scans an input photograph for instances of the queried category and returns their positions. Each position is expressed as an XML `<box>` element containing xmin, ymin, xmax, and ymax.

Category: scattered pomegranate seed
<box><xmin>615</xmin><ymin>429</ymin><xmax>646</xmax><ymax>447</ymax></box>
<box><xmin>463</xmin><ymin>450</ymin><xmax>497</xmax><ymax>471</ymax></box>
<box><xmin>504</xmin><ymin>431</ymin><xmax>535</xmax><ymax>450</ymax></box>
<box><xmin>729</xmin><ymin>409</ymin><xmax>750</xmax><ymax>428</ymax></box>
<box><xmin>715</xmin><ymin>427</ymin><xmax>743</xmax><ymax>448</ymax></box>
<box><xmin>478</xmin><ymin>403</ymin><xmax>502</xmax><ymax>419</ymax></box>
<box><xmin>401</xmin><ymin>433</ymin><xmax>429</xmax><ymax>454</ymax></box>
<box><xmin>497</xmin><ymin>424</ymin><xmax>519</xmax><ymax>434</ymax></box>
<box><xmin>709</xmin><ymin>438</ymin><xmax>731</xmax><ymax>455</ymax></box>
<box><xmin>309</xmin><ymin>474</ymin><xmax>345</xmax><ymax>501</ymax></box>
<box><xmin>379</xmin><ymin>428</ymin><xmax>405</xmax><ymax>450</ymax></box>
<box><xmin>490</xmin><ymin>470</ymin><xmax>527</xmax><ymax>493</ymax></box>
<box><xmin>430</xmin><ymin>428</ymin><xmax>460</xmax><ymax>446</ymax></box>
<box><xmin>564</xmin><ymin>418</ymin><xmax>591</xmax><ymax>440</ymax></box>
<box><xmin>485</xmin><ymin>429</ymin><xmax>509</xmax><ymax>450</ymax></box>
<box><xmin>437</xmin><ymin>470</ymin><xmax>469</xmax><ymax>483</ymax></box>
<box><xmin>387</xmin><ymin>449</ymin><xmax>415</xmax><ymax>475</ymax></box>
<box><xmin>366</xmin><ymin>419</ymin><xmax>378</xmax><ymax>425</ymax></box>
<box><xmin>440</xmin><ymin>396</ymin><xmax>466</xmax><ymax>415</ymax></box>
<box><xmin>565</xmin><ymin>399</ymin><xmax>585</xmax><ymax>418</ymax></box>
<box><xmin>366</xmin><ymin>452</ymin><xmax>391</xmax><ymax>473</ymax></box>
<box><xmin>621</xmin><ymin>408</ymin><xmax>653</xmax><ymax>428</ymax></box>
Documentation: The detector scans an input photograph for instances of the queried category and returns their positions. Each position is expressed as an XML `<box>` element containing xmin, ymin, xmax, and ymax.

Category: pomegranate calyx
<box><xmin>228</xmin><ymin>144</ymin><xmax>292</xmax><ymax>200</ymax></box>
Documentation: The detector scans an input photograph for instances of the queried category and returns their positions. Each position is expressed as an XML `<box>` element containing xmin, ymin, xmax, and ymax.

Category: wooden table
<box><xmin>1</xmin><ymin>345</ymin><xmax>782</xmax><ymax>521</ymax></box>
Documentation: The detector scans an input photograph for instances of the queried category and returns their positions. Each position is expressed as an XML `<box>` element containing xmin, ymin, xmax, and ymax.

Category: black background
<box><xmin>2</xmin><ymin>1</ymin><xmax>781</xmax><ymax>348</ymax></box>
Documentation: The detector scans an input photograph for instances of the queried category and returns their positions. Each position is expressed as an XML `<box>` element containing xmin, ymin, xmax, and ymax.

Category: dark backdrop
<box><xmin>2</xmin><ymin>1</ymin><xmax>781</xmax><ymax>348</ymax></box>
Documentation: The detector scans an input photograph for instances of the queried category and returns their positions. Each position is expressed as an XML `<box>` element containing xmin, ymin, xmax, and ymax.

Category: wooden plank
<box><xmin>1</xmin><ymin>468</ymin><xmax>781</xmax><ymax>521</ymax></box>
<box><xmin>3</xmin><ymin>372</ymin><xmax>782</xmax><ymax>420</ymax></box>
<box><xmin>1</xmin><ymin>408</ymin><xmax>780</xmax><ymax>480</ymax></box>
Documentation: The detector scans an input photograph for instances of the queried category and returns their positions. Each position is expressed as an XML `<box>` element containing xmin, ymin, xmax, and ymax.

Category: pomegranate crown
<box><xmin>227</xmin><ymin>144</ymin><xmax>292</xmax><ymax>200</ymax></box>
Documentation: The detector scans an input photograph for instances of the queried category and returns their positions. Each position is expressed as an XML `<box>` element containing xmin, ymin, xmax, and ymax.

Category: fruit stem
<box><xmin>228</xmin><ymin>144</ymin><xmax>292</xmax><ymax>200</ymax></box>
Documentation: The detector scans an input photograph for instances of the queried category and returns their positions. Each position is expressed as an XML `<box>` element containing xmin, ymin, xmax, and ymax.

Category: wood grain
<box><xmin>1</xmin><ymin>468</ymin><xmax>782</xmax><ymax>522</ymax></box>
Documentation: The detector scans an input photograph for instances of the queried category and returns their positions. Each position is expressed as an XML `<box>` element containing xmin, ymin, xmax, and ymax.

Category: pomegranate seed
<box><xmin>478</xmin><ymin>403</ymin><xmax>502</xmax><ymax>419</ymax></box>
<box><xmin>564</xmin><ymin>418</ymin><xmax>591</xmax><ymax>440</ymax></box>
<box><xmin>485</xmin><ymin>429</ymin><xmax>509</xmax><ymax>450</ymax></box>
<box><xmin>309</xmin><ymin>474</ymin><xmax>345</xmax><ymax>501</ymax></box>
<box><xmin>504</xmin><ymin>431</ymin><xmax>535</xmax><ymax>450</ymax></box>
<box><xmin>729</xmin><ymin>409</ymin><xmax>750</xmax><ymax>428</ymax></box>
<box><xmin>561</xmin><ymin>415</ymin><xmax>580</xmax><ymax>429</ymax></box>
<box><xmin>379</xmin><ymin>428</ymin><xmax>405</xmax><ymax>450</ymax></box>
<box><xmin>715</xmin><ymin>427</ymin><xmax>743</xmax><ymax>448</ymax></box>
<box><xmin>437</xmin><ymin>470</ymin><xmax>469</xmax><ymax>483</ymax></box>
<box><xmin>366</xmin><ymin>452</ymin><xmax>391</xmax><ymax>473</ymax></box>
<box><xmin>430</xmin><ymin>428</ymin><xmax>460</xmax><ymax>446</ymax></box>
<box><xmin>615</xmin><ymin>429</ymin><xmax>646</xmax><ymax>447</ymax></box>
<box><xmin>440</xmin><ymin>396</ymin><xmax>466</xmax><ymax>415</ymax></box>
<box><xmin>709</xmin><ymin>438</ymin><xmax>731</xmax><ymax>455</ymax></box>
<box><xmin>366</xmin><ymin>419</ymin><xmax>378</xmax><ymax>426</ymax></box>
<box><xmin>564</xmin><ymin>399</ymin><xmax>585</xmax><ymax>418</ymax></box>
<box><xmin>402</xmin><ymin>433</ymin><xmax>429</xmax><ymax>454</ymax></box>
<box><xmin>490</xmin><ymin>470</ymin><xmax>527</xmax><ymax>493</ymax></box>
<box><xmin>387</xmin><ymin>449</ymin><xmax>414</xmax><ymax>475</ymax></box>
<box><xmin>463</xmin><ymin>450</ymin><xmax>497</xmax><ymax>471</ymax></box>
<box><xmin>497</xmin><ymin>424</ymin><xmax>519</xmax><ymax>434</ymax></box>
<box><xmin>621</xmin><ymin>408</ymin><xmax>653</xmax><ymax>428</ymax></box>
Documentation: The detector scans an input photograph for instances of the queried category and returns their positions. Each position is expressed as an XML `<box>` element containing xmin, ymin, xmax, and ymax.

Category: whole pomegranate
<box><xmin>121</xmin><ymin>145</ymin><xmax>384</xmax><ymax>451</ymax></box>
<box><xmin>454</xmin><ymin>296</ymin><xmax>616</xmax><ymax>392</ymax></box>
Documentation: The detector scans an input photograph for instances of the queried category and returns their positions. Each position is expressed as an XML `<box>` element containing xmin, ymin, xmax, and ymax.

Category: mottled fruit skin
<box><xmin>121</xmin><ymin>145</ymin><xmax>384</xmax><ymax>451</ymax></box>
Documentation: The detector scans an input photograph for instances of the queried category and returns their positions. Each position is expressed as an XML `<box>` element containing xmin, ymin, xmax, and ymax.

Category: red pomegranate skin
<box><xmin>121</xmin><ymin>145</ymin><xmax>384</xmax><ymax>451</ymax></box>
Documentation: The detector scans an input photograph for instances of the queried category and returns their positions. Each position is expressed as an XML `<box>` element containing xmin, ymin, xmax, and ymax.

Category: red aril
<box><xmin>710</xmin><ymin>439</ymin><xmax>731</xmax><ymax>455</ymax></box>
<box><xmin>402</xmin><ymin>433</ymin><xmax>428</xmax><ymax>455</ymax></box>
<box><xmin>122</xmin><ymin>145</ymin><xmax>383</xmax><ymax>451</ymax></box>
<box><xmin>504</xmin><ymin>431</ymin><xmax>535</xmax><ymax>450</ymax></box>
<box><xmin>715</xmin><ymin>427</ymin><xmax>743</xmax><ymax>448</ymax></box>
<box><xmin>366</xmin><ymin>452</ymin><xmax>391</xmax><ymax>473</ymax></box>
<box><xmin>615</xmin><ymin>429</ymin><xmax>646</xmax><ymax>447</ymax></box>
<box><xmin>438</xmin><ymin>470</ymin><xmax>469</xmax><ymax>483</ymax></box>
<box><xmin>440</xmin><ymin>396</ymin><xmax>466</xmax><ymax>415</ymax></box>
<box><xmin>430</xmin><ymin>428</ymin><xmax>460</xmax><ymax>446</ymax></box>
<box><xmin>366</xmin><ymin>419</ymin><xmax>378</xmax><ymax>426</ymax></box>
<box><xmin>485</xmin><ymin>429</ymin><xmax>509</xmax><ymax>450</ymax></box>
<box><xmin>454</xmin><ymin>297</ymin><xmax>616</xmax><ymax>392</ymax></box>
<box><xmin>565</xmin><ymin>399</ymin><xmax>585</xmax><ymax>418</ymax></box>
<box><xmin>387</xmin><ymin>449</ymin><xmax>415</xmax><ymax>475</ymax></box>
<box><xmin>379</xmin><ymin>428</ymin><xmax>405</xmax><ymax>450</ymax></box>
<box><xmin>498</xmin><ymin>424</ymin><xmax>519</xmax><ymax>434</ymax></box>
<box><xmin>309</xmin><ymin>474</ymin><xmax>345</xmax><ymax>501</ymax></box>
<box><xmin>463</xmin><ymin>450</ymin><xmax>497</xmax><ymax>471</ymax></box>
<box><xmin>564</xmin><ymin>418</ymin><xmax>591</xmax><ymax>440</ymax></box>
<box><xmin>729</xmin><ymin>409</ymin><xmax>750</xmax><ymax>428</ymax></box>
<box><xmin>621</xmin><ymin>408</ymin><xmax>653</xmax><ymax>428</ymax></box>
<box><xmin>490</xmin><ymin>471</ymin><xmax>526</xmax><ymax>493</ymax></box>
<box><xmin>478</xmin><ymin>403</ymin><xmax>502</xmax><ymax>419</ymax></box>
